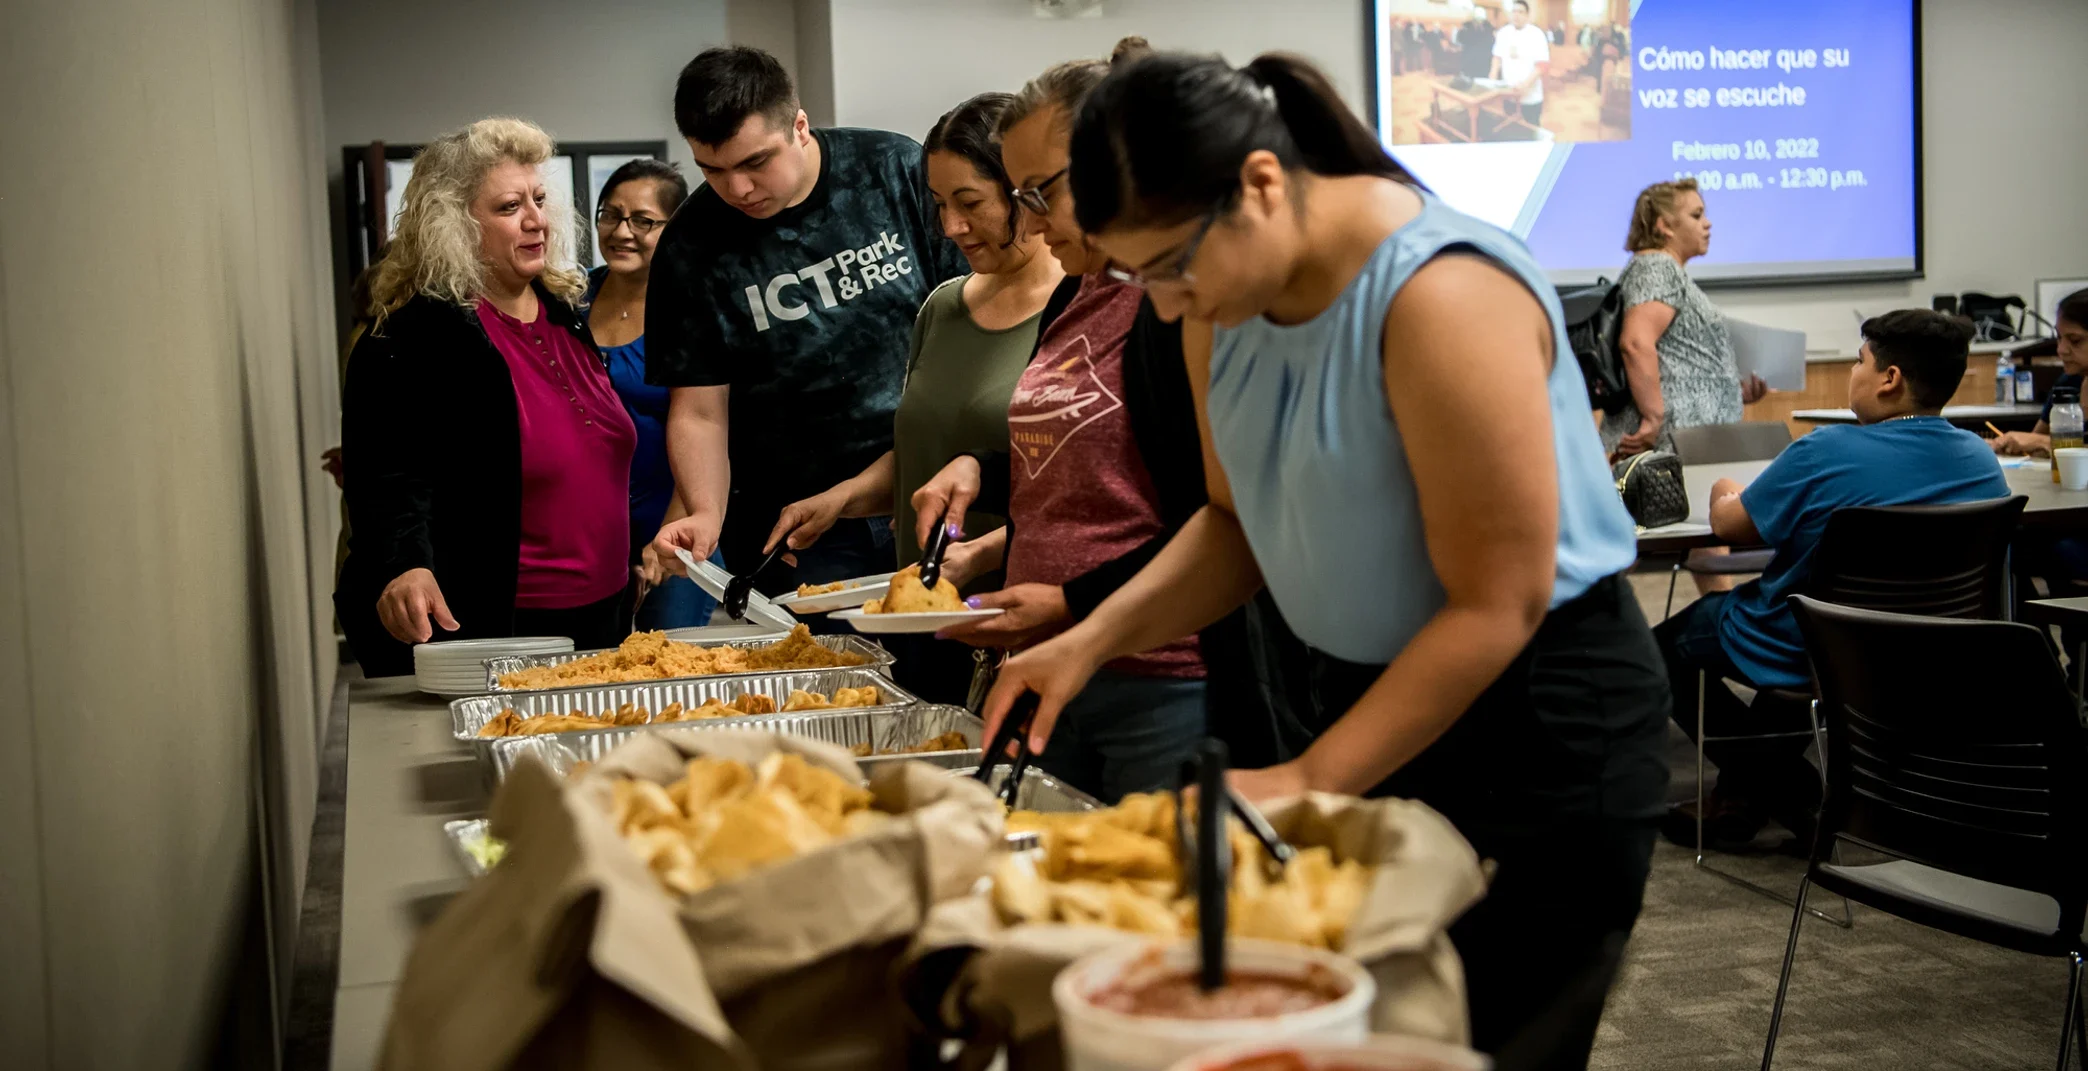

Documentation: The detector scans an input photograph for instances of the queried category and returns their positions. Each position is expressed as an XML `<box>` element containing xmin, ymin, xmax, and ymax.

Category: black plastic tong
<box><xmin>973</xmin><ymin>692</ymin><xmax>1039</xmax><ymax>808</ymax></box>
<box><xmin>918</xmin><ymin>506</ymin><xmax>954</xmax><ymax>589</ymax></box>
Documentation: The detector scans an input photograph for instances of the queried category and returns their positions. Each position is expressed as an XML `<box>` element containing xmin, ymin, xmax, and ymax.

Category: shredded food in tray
<box><xmin>990</xmin><ymin>793</ymin><xmax>1373</xmax><ymax>949</ymax></box>
<box><xmin>495</xmin><ymin>624</ymin><xmax>868</xmax><ymax>689</ymax></box>
<box><xmin>610</xmin><ymin>752</ymin><xmax>890</xmax><ymax>895</ymax></box>
<box><xmin>849</xmin><ymin>729</ymin><xmax>972</xmax><ymax>757</ymax></box>
<box><xmin>474</xmin><ymin>685</ymin><xmax>882</xmax><ymax>738</ymax></box>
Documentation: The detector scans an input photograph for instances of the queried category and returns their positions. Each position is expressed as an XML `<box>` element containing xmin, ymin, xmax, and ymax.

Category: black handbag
<box><xmin>1612</xmin><ymin>450</ymin><xmax>1689</xmax><ymax>528</ymax></box>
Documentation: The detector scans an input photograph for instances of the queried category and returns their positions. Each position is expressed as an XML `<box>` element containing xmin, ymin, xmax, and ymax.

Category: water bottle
<box><xmin>1996</xmin><ymin>352</ymin><xmax>2017</xmax><ymax>405</ymax></box>
<box><xmin>2017</xmin><ymin>357</ymin><xmax>2037</xmax><ymax>407</ymax></box>
<box><xmin>2050</xmin><ymin>387</ymin><xmax>2083</xmax><ymax>485</ymax></box>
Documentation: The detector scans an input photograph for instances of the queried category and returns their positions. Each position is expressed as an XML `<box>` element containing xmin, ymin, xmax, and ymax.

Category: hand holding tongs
<box><xmin>917</xmin><ymin>506</ymin><xmax>954</xmax><ymax>589</ymax></box>
<box><xmin>973</xmin><ymin>692</ymin><xmax>1039</xmax><ymax>809</ymax></box>
<box><xmin>722</xmin><ymin>543</ymin><xmax>787</xmax><ymax>621</ymax></box>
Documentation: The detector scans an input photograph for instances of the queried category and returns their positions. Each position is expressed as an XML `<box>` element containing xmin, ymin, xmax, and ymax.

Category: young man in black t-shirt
<box><xmin>647</xmin><ymin>46</ymin><xmax>966</xmax><ymax>594</ymax></box>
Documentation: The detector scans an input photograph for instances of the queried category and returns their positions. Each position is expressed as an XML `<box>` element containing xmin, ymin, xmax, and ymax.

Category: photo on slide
<box><xmin>1381</xmin><ymin>0</ymin><xmax>1632</xmax><ymax>146</ymax></box>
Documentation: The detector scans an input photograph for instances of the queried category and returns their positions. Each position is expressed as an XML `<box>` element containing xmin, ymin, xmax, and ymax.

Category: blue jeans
<box><xmin>1036</xmin><ymin>669</ymin><xmax>1207</xmax><ymax>803</ymax></box>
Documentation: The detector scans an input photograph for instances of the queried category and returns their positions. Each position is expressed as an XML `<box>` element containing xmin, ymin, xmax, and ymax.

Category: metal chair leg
<box><xmin>2075</xmin><ymin>972</ymin><xmax>2087</xmax><ymax>1071</ymax></box>
<box><xmin>1694</xmin><ymin>679</ymin><xmax>1852</xmax><ymax>927</ymax></box>
<box><xmin>2059</xmin><ymin>951</ymin><xmax>2084</xmax><ymax>1071</ymax></box>
<box><xmin>1761</xmin><ymin>874</ymin><xmax>1811</xmax><ymax>1070</ymax></box>
<box><xmin>1665</xmin><ymin>562</ymin><xmax>1682</xmax><ymax>620</ymax></box>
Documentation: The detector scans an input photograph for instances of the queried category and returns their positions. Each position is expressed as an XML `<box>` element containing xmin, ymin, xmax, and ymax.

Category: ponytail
<box><xmin>1243</xmin><ymin>55</ymin><xmax>1409</xmax><ymax>183</ymax></box>
<box><xmin>1069</xmin><ymin>50</ymin><xmax>1419</xmax><ymax>234</ymax></box>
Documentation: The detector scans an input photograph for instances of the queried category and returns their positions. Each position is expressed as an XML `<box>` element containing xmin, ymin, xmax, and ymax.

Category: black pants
<box><xmin>1305</xmin><ymin>573</ymin><xmax>1668</xmax><ymax>1068</ymax></box>
<box><xmin>1652</xmin><ymin>592</ymin><xmax>1820</xmax><ymax>820</ymax></box>
<box><xmin>1520</xmin><ymin>100</ymin><xmax>1545</xmax><ymax>126</ymax></box>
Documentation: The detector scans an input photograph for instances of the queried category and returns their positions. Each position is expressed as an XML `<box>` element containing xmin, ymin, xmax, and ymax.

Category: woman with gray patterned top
<box><xmin>1605</xmin><ymin>177</ymin><xmax>1765</xmax><ymax>457</ymax></box>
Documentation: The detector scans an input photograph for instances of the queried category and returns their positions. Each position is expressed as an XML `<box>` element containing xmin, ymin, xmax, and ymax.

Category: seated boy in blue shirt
<box><xmin>1656</xmin><ymin>309</ymin><xmax>2010</xmax><ymax>849</ymax></box>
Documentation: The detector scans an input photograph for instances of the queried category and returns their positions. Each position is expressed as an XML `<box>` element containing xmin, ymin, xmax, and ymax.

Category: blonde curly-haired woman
<box><xmin>336</xmin><ymin>117</ymin><xmax>637</xmax><ymax>676</ymax></box>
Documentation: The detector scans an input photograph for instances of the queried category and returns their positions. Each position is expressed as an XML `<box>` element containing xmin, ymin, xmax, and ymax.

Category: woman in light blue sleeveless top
<box><xmin>979</xmin><ymin>52</ymin><xmax>1672</xmax><ymax>1067</ymax></box>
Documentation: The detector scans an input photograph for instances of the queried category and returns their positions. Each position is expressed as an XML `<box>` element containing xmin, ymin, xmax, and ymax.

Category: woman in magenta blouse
<box><xmin>337</xmin><ymin>118</ymin><xmax>636</xmax><ymax>677</ymax></box>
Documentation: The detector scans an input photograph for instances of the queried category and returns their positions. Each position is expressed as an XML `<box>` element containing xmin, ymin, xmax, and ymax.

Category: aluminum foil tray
<box><xmin>487</xmin><ymin>703</ymin><xmax>984</xmax><ymax>780</ymax></box>
<box><xmin>451</xmin><ymin>668</ymin><xmax>920</xmax><ymax>764</ymax></box>
<box><xmin>483</xmin><ymin>632</ymin><xmax>894</xmax><ymax>692</ymax></box>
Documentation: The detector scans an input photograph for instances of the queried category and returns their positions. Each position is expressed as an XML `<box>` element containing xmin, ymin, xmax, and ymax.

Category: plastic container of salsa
<box><xmin>1053</xmin><ymin>939</ymin><xmax>1376</xmax><ymax>1071</ymax></box>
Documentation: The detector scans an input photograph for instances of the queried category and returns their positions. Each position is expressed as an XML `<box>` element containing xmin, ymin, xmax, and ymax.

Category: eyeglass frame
<box><xmin>595</xmin><ymin>205</ymin><xmax>666</xmax><ymax>236</ymax></box>
<box><xmin>1105</xmin><ymin>203</ymin><xmax>1223</xmax><ymax>290</ymax></box>
<box><xmin>1009</xmin><ymin>168</ymin><xmax>1069</xmax><ymax>217</ymax></box>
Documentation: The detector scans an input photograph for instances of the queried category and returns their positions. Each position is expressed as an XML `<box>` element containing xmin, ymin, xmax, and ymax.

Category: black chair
<box><xmin>1767</xmin><ymin>596</ymin><xmax>2088</xmax><ymax>1070</ymax></box>
<box><xmin>1689</xmin><ymin>496</ymin><xmax>2027</xmax><ymax>920</ymax></box>
<box><xmin>1665</xmin><ymin>422</ymin><xmax>1792</xmax><ymax>619</ymax></box>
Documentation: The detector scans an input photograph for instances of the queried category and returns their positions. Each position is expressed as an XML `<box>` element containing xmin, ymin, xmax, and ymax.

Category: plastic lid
<box><xmin>2054</xmin><ymin>386</ymin><xmax>2081</xmax><ymax>403</ymax></box>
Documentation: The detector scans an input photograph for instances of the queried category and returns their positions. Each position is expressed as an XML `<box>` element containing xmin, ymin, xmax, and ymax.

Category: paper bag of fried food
<box><xmin>380</xmin><ymin>730</ymin><xmax>1005</xmax><ymax>1071</ymax></box>
<box><xmin>900</xmin><ymin>791</ymin><xmax>1486</xmax><ymax>1070</ymax></box>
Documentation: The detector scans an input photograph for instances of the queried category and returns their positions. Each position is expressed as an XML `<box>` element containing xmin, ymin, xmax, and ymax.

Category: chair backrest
<box><xmin>1805</xmin><ymin>496</ymin><xmax>2026</xmax><ymax>619</ymax></box>
<box><xmin>1791</xmin><ymin>595</ymin><xmax>2088</xmax><ymax>921</ymax></box>
<box><xmin>1670</xmin><ymin>421</ymin><xmax>1792</xmax><ymax>465</ymax></box>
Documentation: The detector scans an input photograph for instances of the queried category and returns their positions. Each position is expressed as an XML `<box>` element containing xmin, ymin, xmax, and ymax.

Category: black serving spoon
<box><xmin>722</xmin><ymin>543</ymin><xmax>787</xmax><ymax>622</ymax></box>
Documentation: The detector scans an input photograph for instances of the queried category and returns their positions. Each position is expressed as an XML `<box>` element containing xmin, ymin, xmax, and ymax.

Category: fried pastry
<box><xmin>862</xmin><ymin>564</ymin><xmax>962</xmax><ymax>614</ymax></box>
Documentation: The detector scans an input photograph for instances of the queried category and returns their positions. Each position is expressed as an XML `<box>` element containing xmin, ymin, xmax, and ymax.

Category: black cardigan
<box><xmin>334</xmin><ymin>283</ymin><xmax>601</xmax><ymax>675</ymax></box>
<box><xmin>972</xmin><ymin>278</ymin><xmax>1317</xmax><ymax>766</ymax></box>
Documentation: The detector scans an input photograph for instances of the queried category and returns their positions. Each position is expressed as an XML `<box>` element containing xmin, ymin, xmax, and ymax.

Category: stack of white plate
<box><xmin>412</xmin><ymin>636</ymin><xmax>574</xmax><ymax>697</ymax></box>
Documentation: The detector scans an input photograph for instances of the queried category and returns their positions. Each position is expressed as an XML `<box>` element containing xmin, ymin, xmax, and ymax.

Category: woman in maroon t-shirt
<box><xmin>916</xmin><ymin>45</ymin><xmax>1207</xmax><ymax>801</ymax></box>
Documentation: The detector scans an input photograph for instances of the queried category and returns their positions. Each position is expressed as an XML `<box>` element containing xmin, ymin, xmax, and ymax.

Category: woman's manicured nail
<box><xmin>965</xmin><ymin>596</ymin><xmax>983</xmax><ymax>608</ymax></box>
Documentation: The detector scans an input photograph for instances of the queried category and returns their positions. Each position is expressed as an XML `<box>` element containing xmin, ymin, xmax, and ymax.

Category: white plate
<box><xmin>829</xmin><ymin>607</ymin><xmax>1003</xmax><ymax>634</ymax></box>
<box><xmin>770</xmin><ymin>572</ymin><xmax>897</xmax><ymax>613</ymax></box>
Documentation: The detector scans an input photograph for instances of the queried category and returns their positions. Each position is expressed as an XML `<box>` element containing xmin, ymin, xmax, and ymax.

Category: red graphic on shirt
<box><xmin>1007</xmin><ymin>333</ymin><xmax>1123</xmax><ymax>479</ymax></box>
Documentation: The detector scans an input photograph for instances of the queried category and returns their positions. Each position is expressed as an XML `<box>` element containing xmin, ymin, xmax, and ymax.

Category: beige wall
<box><xmin>0</xmin><ymin>0</ymin><xmax>335</xmax><ymax>1067</ymax></box>
<box><xmin>817</xmin><ymin>0</ymin><xmax>1370</xmax><ymax>145</ymax></box>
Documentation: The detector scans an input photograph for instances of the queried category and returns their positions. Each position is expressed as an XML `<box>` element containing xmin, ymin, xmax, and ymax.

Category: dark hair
<box><xmin>1861</xmin><ymin>309</ymin><xmax>1976</xmax><ymax>409</ymax></box>
<box><xmin>597</xmin><ymin>158</ymin><xmax>689</xmax><ymax>216</ymax></box>
<box><xmin>1001</xmin><ymin>36</ymin><xmax>1152</xmax><ymax>139</ymax></box>
<box><xmin>1069</xmin><ymin>51</ymin><xmax>1418</xmax><ymax>233</ymax></box>
<box><xmin>2059</xmin><ymin>288</ymin><xmax>2088</xmax><ymax>330</ymax></box>
<box><xmin>1513</xmin><ymin>0</ymin><xmax>1530</xmax><ymax>10</ymax></box>
<box><xmin>926</xmin><ymin>93</ymin><xmax>1022</xmax><ymax>246</ymax></box>
<box><xmin>673</xmin><ymin>46</ymin><xmax>798</xmax><ymax>145</ymax></box>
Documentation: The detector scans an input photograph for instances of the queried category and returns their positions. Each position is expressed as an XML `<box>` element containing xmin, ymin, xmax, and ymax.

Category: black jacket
<box><xmin>973</xmin><ymin>278</ymin><xmax>1316</xmax><ymax>766</ymax></box>
<box><xmin>334</xmin><ymin>283</ymin><xmax>601</xmax><ymax>675</ymax></box>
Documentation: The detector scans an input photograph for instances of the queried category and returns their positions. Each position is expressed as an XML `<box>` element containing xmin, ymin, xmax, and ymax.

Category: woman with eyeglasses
<box><xmin>909</xmin><ymin>37</ymin><xmax>1317</xmax><ymax>799</ymax></box>
<box><xmin>584</xmin><ymin>158</ymin><xmax>722</xmax><ymax>629</ymax></box>
<box><xmin>975</xmin><ymin>52</ymin><xmax>1670</xmax><ymax>1065</ymax></box>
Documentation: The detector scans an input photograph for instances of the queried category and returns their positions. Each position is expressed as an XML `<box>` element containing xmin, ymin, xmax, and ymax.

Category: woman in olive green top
<box><xmin>766</xmin><ymin>92</ymin><xmax>1064</xmax><ymax>698</ymax></box>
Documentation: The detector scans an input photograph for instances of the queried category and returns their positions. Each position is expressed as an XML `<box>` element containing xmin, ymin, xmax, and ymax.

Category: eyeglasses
<box><xmin>595</xmin><ymin>207</ymin><xmax>664</xmax><ymax>236</ymax></box>
<box><xmin>1106</xmin><ymin>206</ymin><xmax>1221</xmax><ymax>290</ymax></box>
<box><xmin>1009</xmin><ymin>168</ymin><xmax>1068</xmax><ymax>217</ymax></box>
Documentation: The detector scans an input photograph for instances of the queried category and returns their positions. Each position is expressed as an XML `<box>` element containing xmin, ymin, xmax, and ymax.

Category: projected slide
<box><xmin>1372</xmin><ymin>0</ymin><xmax>1920</xmax><ymax>284</ymax></box>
